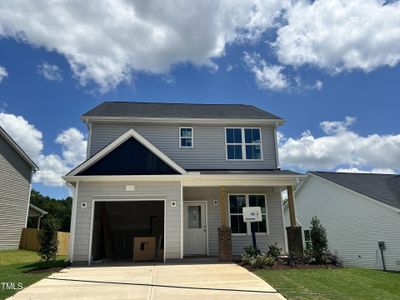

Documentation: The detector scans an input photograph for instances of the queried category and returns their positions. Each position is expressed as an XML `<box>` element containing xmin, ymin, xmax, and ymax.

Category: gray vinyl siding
<box><xmin>293</xmin><ymin>176</ymin><xmax>400</xmax><ymax>271</ymax></box>
<box><xmin>0</xmin><ymin>135</ymin><xmax>32</xmax><ymax>250</ymax></box>
<box><xmin>89</xmin><ymin>122</ymin><xmax>278</xmax><ymax>170</ymax></box>
<box><xmin>73</xmin><ymin>181</ymin><xmax>182</xmax><ymax>263</ymax></box>
<box><xmin>184</xmin><ymin>186</ymin><xmax>286</xmax><ymax>256</ymax></box>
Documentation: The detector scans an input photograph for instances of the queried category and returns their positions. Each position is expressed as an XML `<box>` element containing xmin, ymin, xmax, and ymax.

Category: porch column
<box><xmin>218</xmin><ymin>186</ymin><xmax>232</xmax><ymax>261</ymax></box>
<box><xmin>286</xmin><ymin>186</ymin><xmax>303</xmax><ymax>256</ymax></box>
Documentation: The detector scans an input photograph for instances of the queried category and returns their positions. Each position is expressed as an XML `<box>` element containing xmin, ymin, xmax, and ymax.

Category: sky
<box><xmin>0</xmin><ymin>0</ymin><xmax>399</xmax><ymax>199</ymax></box>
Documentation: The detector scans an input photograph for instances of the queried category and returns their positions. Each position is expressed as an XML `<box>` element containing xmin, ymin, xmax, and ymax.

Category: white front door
<box><xmin>184</xmin><ymin>202</ymin><xmax>207</xmax><ymax>256</ymax></box>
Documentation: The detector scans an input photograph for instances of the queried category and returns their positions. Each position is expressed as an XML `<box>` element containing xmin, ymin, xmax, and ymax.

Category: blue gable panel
<box><xmin>78</xmin><ymin>137</ymin><xmax>180</xmax><ymax>175</ymax></box>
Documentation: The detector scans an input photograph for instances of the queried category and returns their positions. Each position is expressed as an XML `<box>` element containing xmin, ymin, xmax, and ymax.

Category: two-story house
<box><xmin>64</xmin><ymin>102</ymin><xmax>302</xmax><ymax>265</ymax></box>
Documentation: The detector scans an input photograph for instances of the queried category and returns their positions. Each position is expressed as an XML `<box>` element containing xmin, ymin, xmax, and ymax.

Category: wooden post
<box><xmin>220</xmin><ymin>186</ymin><xmax>227</xmax><ymax>228</ymax></box>
<box><xmin>287</xmin><ymin>186</ymin><xmax>297</xmax><ymax>227</ymax></box>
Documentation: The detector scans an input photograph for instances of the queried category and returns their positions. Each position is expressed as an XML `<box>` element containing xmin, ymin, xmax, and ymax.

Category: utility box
<box><xmin>133</xmin><ymin>237</ymin><xmax>156</xmax><ymax>262</ymax></box>
<box><xmin>378</xmin><ymin>241</ymin><xmax>385</xmax><ymax>251</ymax></box>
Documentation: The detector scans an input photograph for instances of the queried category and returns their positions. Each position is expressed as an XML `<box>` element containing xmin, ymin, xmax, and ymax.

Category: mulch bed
<box><xmin>239</xmin><ymin>262</ymin><xmax>340</xmax><ymax>272</ymax></box>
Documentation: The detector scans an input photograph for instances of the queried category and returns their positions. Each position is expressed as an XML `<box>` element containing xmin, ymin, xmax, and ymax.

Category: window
<box><xmin>188</xmin><ymin>206</ymin><xmax>201</xmax><ymax>228</ymax></box>
<box><xmin>179</xmin><ymin>127</ymin><xmax>193</xmax><ymax>148</ymax></box>
<box><xmin>229</xmin><ymin>194</ymin><xmax>268</xmax><ymax>234</ymax></box>
<box><xmin>226</xmin><ymin>128</ymin><xmax>261</xmax><ymax>160</ymax></box>
<box><xmin>304</xmin><ymin>229</ymin><xmax>312</xmax><ymax>250</ymax></box>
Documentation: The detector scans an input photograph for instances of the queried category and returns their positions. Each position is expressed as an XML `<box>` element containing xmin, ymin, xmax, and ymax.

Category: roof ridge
<box><xmin>102</xmin><ymin>101</ymin><xmax>254</xmax><ymax>106</ymax></box>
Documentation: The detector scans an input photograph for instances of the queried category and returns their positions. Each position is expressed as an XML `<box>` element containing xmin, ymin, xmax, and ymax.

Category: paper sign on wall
<box><xmin>243</xmin><ymin>207</ymin><xmax>262</xmax><ymax>222</ymax></box>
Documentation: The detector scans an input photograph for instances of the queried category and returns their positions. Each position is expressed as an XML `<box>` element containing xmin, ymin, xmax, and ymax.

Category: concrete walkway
<box><xmin>9</xmin><ymin>263</ymin><xmax>285</xmax><ymax>299</ymax></box>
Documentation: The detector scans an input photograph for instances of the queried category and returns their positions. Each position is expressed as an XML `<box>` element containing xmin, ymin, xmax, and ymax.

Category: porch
<box><xmin>68</xmin><ymin>172</ymin><xmax>302</xmax><ymax>265</ymax></box>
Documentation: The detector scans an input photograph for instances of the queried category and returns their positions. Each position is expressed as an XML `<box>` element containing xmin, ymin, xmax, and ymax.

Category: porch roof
<box><xmin>189</xmin><ymin>169</ymin><xmax>300</xmax><ymax>176</ymax></box>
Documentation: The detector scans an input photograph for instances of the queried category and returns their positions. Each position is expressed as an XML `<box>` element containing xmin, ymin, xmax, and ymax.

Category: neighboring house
<box><xmin>27</xmin><ymin>204</ymin><xmax>48</xmax><ymax>229</ymax></box>
<box><xmin>0</xmin><ymin>126</ymin><xmax>38</xmax><ymax>250</ymax></box>
<box><xmin>287</xmin><ymin>171</ymin><xmax>400</xmax><ymax>271</ymax></box>
<box><xmin>64</xmin><ymin>101</ymin><xmax>302</xmax><ymax>265</ymax></box>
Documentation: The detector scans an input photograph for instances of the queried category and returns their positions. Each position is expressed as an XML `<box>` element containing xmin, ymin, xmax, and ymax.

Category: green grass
<box><xmin>0</xmin><ymin>250</ymin><xmax>68</xmax><ymax>300</ymax></box>
<box><xmin>256</xmin><ymin>267</ymin><xmax>400</xmax><ymax>300</ymax></box>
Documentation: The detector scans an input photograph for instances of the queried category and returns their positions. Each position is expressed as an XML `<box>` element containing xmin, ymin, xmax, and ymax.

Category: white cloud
<box><xmin>275</xmin><ymin>0</ymin><xmax>400</xmax><ymax>72</ymax></box>
<box><xmin>279</xmin><ymin>116</ymin><xmax>400</xmax><ymax>173</ymax></box>
<box><xmin>243</xmin><ymin>52</ymin><xmax>288</xmax><ymax>91</ymax></box>
<box><xmin>0</xmin><ymin>66</ymin><xmax>8</xmax><ymax>83</ymax></box>
<box><xmin>0</xmin><ymin>112</ymin><xmax>87</xmax><ymax>186</ymax></box>
<box><xmin>37</xmin><ymin>62</ymin><xmax>63</xmax><ymax>81</ymax></box>
<box><xmin>336</xmin><ymin>167</ymin><xmax>396</xmax><ymax>174</ymax></box>
<box><xmin>0</xmin><ymin>0</ymin><xmax>286</xmax><ymax>92</ymax></box>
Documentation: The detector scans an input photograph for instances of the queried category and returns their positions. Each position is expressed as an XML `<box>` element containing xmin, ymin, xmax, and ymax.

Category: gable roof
<box><xmin>310</xmin><ymin>171</ymin><xmax>400</xmax><ymax>210</ymax></box>
<box><xmin>81</xmin><ymin>101</ymin><xmax>283</xmax><ymax>122</ymax></box>
<box><xmin>78</xmin><ymin>137</ymin><xmax>180</xmax><ymax>176</ymax></box>
<box><xmin>29</xmin><ymin>204</ymin><xmax>48</xmax><ymax>216</ymax></box>
<box><xmin>0</xmin><ymin>126</ymin><xmax>38</xmax><ymax>171</ymax></box>
<box><xmin>66</xmin><ymin>129</ymin><xmax>187</xmax><ymax>176</ymax></box>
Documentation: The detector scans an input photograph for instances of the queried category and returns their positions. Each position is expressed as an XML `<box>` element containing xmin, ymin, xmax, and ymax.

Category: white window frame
<box><xmin>225</xmin><ymin>127</ymin><xmax>263</xmax><ymax>160</ymax></box>
<box><xmin>227</xmin><ymin>193</ymin><xmax>269</xmax><ymax>236</ymax></box>
<box><xmin>179</xmin><ymin>127</ymin><xmax>193</xmax><ymax>148</ymax></box>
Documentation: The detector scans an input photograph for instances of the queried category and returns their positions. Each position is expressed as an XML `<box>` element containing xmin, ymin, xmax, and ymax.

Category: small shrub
<box><xmin>244</xmin><ymin>245</ymin><xmax>259</xmax><ymax>257</ymax></box>
<box><xmin>321</xmin><ymin>251</ymin><xmax>341</xmax><ymax>266</ymax></box>
<box><xmin>310</xmin><ymin>216</ymin><xmax>328</xmax><ymax>264</ymax></box>
<box><xmin>38</xmin><ymin>216</ymin><xmax>60</xmax><ymax>261</ymax></box>
<box><xmin>241</xmin><ymin>252</ymin><xmax>276</xmax><ymax>269</ymax></box>
<box><xmin>267</xmin><ymin>242</ymin><xmax>282</xmax><ymax>259</ymax></box>
<box><xmin>258</xmin><ymin>254</ymin><xmax>276</xmax><ymax>267</ymax></box>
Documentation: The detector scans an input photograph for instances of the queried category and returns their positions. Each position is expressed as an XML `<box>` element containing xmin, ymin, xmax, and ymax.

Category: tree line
<box><xmin>28</xmin><ymin>189</ymin><xmax>72</xmax><ymax>232</ymax></box>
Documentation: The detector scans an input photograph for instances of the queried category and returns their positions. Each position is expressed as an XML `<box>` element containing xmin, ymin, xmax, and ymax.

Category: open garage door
<box><xmin>91</xmin><ymin>200</ymin><xmax>164</xmax><ymax>263</ymax></box>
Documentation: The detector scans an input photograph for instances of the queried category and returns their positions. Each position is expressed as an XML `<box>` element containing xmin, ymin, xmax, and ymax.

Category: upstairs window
<box><xmin>226</xmin><ymin>128</ymin><xmax>262</xmax><ymax>160</ymax></box>
<box><xmin>179</xmin><ymin>127</ymin><xmax>193</xmax><ymax>148</ymax></box>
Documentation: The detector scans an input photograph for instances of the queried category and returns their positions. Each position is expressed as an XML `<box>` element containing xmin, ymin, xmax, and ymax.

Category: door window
<box><xmin>188</xmin><ymin>206</ymin><xmax>201</xmax><ymax>228</ymax></box>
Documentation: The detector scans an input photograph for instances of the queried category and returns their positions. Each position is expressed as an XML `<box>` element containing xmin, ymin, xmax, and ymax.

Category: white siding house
<box><xmin>287</xmin><ymin>172</ymin><xmax>400</xmax><ymax>271</ymax></box>
<box><xmin>0</xmin><ymin>126</ymin><xmax>38</xmax><ymax>249</ymax></box>
<box><xmin>65</xmin><ymin>101</ymin><xmax>302</xmax><ymax>265</ymax></box>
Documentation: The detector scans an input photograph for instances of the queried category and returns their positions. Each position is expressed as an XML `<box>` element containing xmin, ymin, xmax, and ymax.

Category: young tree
<box><xmin>310</xmin><ymin>216</ymin><xmax>328</xmax><ymax>264</ymax></box>
<box><xmin>38</xmin><ymin>216</ymin><xmax>60</xmax><ymax>261</ymax></box>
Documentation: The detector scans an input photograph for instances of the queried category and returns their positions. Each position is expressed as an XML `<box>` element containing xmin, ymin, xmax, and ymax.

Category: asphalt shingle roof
<box><xmin>82</xmin><ymin>101</ymin><xmax>283</xmax><ymax>120</ymax></box>
<box><xmin>311</xmin><ymin>171</ymin><xmax>400</xmax><ymax>209</ymax></box>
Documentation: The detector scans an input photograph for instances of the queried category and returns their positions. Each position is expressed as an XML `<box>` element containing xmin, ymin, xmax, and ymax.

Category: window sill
<box><xmin>231</xmin><ymin>232</ymin><xmax>269</xmax><ymax>236</ymax></box>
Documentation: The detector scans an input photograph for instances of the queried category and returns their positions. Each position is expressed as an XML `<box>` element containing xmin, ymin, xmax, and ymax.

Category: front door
<box><xmin>184</xmin><ymin>202</ymin><xmax>207</xmax><ymax>255</ymax></box>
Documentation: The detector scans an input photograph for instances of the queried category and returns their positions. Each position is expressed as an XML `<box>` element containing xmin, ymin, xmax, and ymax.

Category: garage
<box><xmin>91</xmin><ymin>200</ymin><xmax>165</xmax><ymax>263</ymax></box>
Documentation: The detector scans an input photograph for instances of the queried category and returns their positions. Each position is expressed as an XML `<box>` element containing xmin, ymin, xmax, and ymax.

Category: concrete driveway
<box><xmin>9</xmin><ymin>262</ymin><xmax>285</xmax><ymax>299</ymax></box>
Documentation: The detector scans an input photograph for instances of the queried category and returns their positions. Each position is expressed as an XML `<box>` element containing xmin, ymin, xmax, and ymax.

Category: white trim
<box><xmin>64</xmin><ymin>174</ymin><xmax>302</xmax><ymax>187</ymax></box>
<box><xmin>81</xmin><ymin>116</ymin><xmax>285</xmax><ymax>126</ymax></box>
<box><xmin>227</xmin><ymin>193</ymin><xmax>269</xmax><ymax>236</ymax></box>
<box><xmin>0</xmin><ymin>126</ymin><xmax>39</xmax><ymax>170</ymax></box>
<box><xmin>29</xmin><ymin>203</ymin><xmax>48</xmax><ymax>216</ymax></box>
<box><xmin>307</xmin><ymin>173</ymin><xmax>400</xmax><ymax>213</ymax></box>
<box><xmin>180</xmin><ymin>183</ymin><xmax>184</xmax><ymax>259</ymax></box>
<box><xmin>86</xmin><ymin>122</ymin><xmax>92</xmax><ymax>158</ymax></box>
<box><xmin>279</xmin><ymin>187</ymin><xmax>288</xmax><ymax>253</ymax></box>
<box><xmin>182</xmin><ymin>200</ymin><xmax>209</xmax><ymax>256</ymax></box>
<box><xmin>273</xmin><ymin>124</ymin><xmax>280</xmax><ymax>168</ymax></box>
<box><xmin>67</xmin><ymin>128</ymin><xmax>187</xmax><ymax>176</ymax></box>
<box><xmin>88</xmin><ymin>197</ymin><xmax>166</xmax><ymax>266</ymax></box>
<box><xmin>179</xmin><ymin>127</ymin><xmax>193</xmax><ymax>149</ymax></box>
<box><xmin>224</xmin><ymin>127</ymin><xmax>263</xmax><ymax>161</ymax></box>
<box><xmin>69</xmin><ymin>181</ymin><xmax>79</xmax><ymax>263</ymax></box>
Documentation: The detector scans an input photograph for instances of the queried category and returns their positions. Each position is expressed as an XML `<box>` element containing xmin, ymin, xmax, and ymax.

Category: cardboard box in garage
<box><xmin>133</xmin><ymin>237</ymin><xmax>156</xmax><ymax>261</ymax></box>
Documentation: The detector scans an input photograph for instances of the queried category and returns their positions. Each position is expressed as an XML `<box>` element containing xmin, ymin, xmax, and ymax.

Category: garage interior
<box><xmin>91</xmin><ymin>201</ymin><xmax>164</xmax><ymax>262</ymax></box>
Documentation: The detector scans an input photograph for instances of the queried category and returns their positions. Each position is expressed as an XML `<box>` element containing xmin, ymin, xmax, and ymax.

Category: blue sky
<box><xmin>0</xmin><ymin>1</ymin><xmax>399</xmax><ymax>198</ymax></box>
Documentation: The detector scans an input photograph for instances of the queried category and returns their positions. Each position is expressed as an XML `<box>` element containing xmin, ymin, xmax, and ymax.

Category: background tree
<box><xmin>29</xmin><ymin>189</ymin><xmax>72</xmax><ymax>232</ymax></box>
<box><xmin>310</xmin><ymin>216</ymin><xmax>328</xmax><ymax>264</ymax></box>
